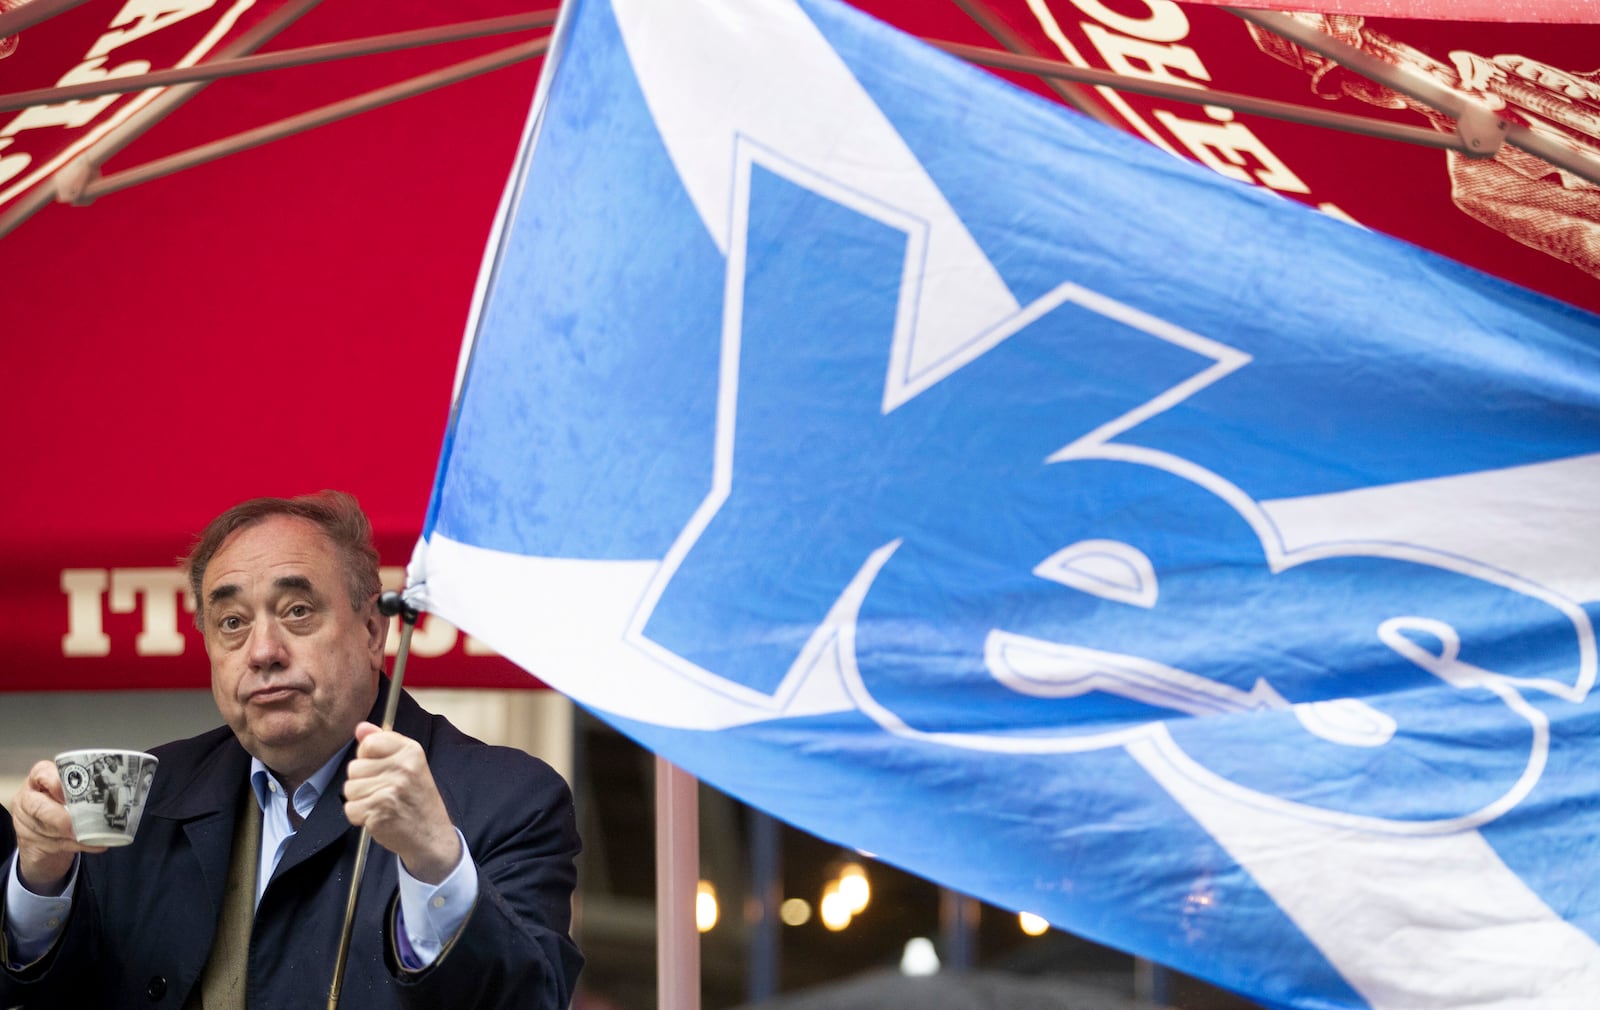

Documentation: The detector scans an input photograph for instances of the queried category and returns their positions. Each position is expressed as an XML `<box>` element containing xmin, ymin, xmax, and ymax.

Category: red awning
<box><xmin>2</xmin><ymin>0</ymin><xmax>551</xmax><ymax>690</ymax></box>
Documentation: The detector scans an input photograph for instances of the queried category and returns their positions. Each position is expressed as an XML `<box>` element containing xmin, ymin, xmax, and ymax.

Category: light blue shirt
<box><xmin>5</xmin><ymin>748</ymin><xmax>478</xmax><ymax>971</ymax></box>
<box><xmin>251</xmin><ymin>751</ymin><xmax>344</xmax><ymax>907</ymax></box>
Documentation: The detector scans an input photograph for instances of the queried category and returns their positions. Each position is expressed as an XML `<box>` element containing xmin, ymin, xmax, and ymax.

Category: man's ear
<box><xmin>365</xmin><ymin>602</ymin><xmax>390</xmax><ymax>668</ymax></box>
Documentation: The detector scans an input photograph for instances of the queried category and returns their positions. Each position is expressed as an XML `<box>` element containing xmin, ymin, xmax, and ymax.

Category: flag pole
<box><xmin>327</xmin><ymin>591</ymin><xmax>419</xmax><ymax>1010</ymax></box>
<box><xmin>656</xmin><ymin>756</ymin><xmax>701</xmax><ymax>1010</ymax></box>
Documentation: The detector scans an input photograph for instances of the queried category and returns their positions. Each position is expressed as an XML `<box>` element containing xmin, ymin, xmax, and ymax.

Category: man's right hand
<box><xmin>10</xmin><ymin>761</ymin><xmax>104</xmax><ymax>895</ymax></box>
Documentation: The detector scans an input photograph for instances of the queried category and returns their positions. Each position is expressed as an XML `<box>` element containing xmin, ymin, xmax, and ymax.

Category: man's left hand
<box><xmin>343</xmin><ymin>723</ymin><xmax>463</xmax><ymax>884</ymax></box>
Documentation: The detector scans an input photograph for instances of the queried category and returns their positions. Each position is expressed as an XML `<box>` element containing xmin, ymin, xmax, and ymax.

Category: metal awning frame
<box><xmin>0</xmin><ymin>2</ymin><xmax>556</xmax><ymax>238</ymax></box>
<box><xmin>0</xmin><ymin>0</ymin><xmax>90</xmax><ymax>39</ymax></box>
<box><xmin>1</xmin><ymin>0</ymin><xmax>1596</xmax><ymax>243</ymax></box>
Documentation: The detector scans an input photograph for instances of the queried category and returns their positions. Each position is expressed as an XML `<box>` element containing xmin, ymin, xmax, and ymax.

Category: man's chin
<box><xmin>245</xmin><ymin>719</ymin><xmax>338</xmax><ymax>767</ymax></box>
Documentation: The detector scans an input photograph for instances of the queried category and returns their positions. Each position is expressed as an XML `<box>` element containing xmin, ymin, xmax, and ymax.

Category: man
<box><xmin>1</xmin><ymin>491</ymin><xmax>583</xmax><ymax>1008</ymax></box>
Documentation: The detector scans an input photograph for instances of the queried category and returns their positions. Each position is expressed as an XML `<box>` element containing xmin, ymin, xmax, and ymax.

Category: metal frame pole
<box><xmin>67</xmin><ymin>36</ymin><xmax>548</xmax><ymax>202</ymax></box>
<box><xmin>656</xmin><ymin>756</ymin><xmax>701</xmax><ymax>1010</ymax></box>
<box><xmin>0</xmin><ymin>0</ymin><xmax>324</xmax><ymax>240</ymax></box>
<box><xmin>746</xmin><ymin>808</ymin><xmax>780</xmax><ymax>1003</ymax></box>
<box><xmin>0</xmin><ymin>0</ymin><xmax>89</xmax><ymax>39</ymax></box>
<box><xmin>1226</xmin><ymin>8</ymin><xmax>1600</xmax><ymax>186</ymax></box>
<box><xmin>931</xmin><ymin>40</ymin><xmax>1474</xmax><ymax>153</ymax></box>
<box><xmin>938</xmin><ymin>889</ymin><xmax>980</xmax><ymax>973</ymax></box>
<box><xmin>0</xmin><ymin>11</ymin><xmax>558</xmax><ymax>114</ymax></box>
<box><xmin>944</xmin><ymin>0</ymin><xmax>1120</xmax><ymax>129</ymax></box>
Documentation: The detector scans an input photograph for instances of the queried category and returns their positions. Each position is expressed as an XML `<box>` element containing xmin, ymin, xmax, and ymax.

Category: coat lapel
<box><xmin>143</xmin><ymin>734</ymin><xmax>251</xmax><ymax>942</ymax></box>
<box><xmin>273</xmin><ymin>743</ymin><xmax>358</xmax><ymax>880</ymax></box>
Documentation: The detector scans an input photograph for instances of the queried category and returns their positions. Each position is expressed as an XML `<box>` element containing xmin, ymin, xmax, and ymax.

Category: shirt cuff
<box><xmin>393</xmin><ymin>829</ymin><xmax>477</xmax><ymax>970</ymax></box>
<box><xmin>4</xmin><ymin>852</ymin><xmax>77</xmax><ymax>968</ymax></box>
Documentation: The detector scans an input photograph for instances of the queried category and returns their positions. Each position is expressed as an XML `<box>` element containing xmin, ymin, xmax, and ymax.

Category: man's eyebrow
<box><xmin>206</xmin><ymin>575</ymin><xmax>320</xmax><ymax>610</ymax></box>
<box><xmin>273</xmin><ymin>575</ymin><xmax>316</xmax><ymax>595</ymax></box>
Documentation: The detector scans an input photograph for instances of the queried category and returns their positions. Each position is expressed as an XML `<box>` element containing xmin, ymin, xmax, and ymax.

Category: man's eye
<box><xmin>286</xmin><ymin>604</ymin><xmax>312</xmax><ymax>619</ymax></box>
<box><xmin>218</xmin><ymin>615</ymin><xmax>243</xmax><ymax>632</ymax></box>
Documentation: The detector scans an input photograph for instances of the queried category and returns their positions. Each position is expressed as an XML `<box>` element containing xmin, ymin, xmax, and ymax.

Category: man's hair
<box><xmin>181</xmin><ymin>490</ymin><xmax>382</xmax><ymax>628</ymax></box>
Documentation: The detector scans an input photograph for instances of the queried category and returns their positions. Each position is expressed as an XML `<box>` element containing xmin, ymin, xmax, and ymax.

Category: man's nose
<box><xmin>247</xmin><ymin>618</ymin><xmax>289</xmax><ymax>669</ymax></box>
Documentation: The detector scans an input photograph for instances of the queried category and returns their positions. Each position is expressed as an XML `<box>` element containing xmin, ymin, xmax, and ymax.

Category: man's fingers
<box><xmin>25</xmin><ymin>759</ymin><xmax>65</xmax><ymax>802</ymax></box>
<box><xmin>353</xmin><ymin>728</ymin><xmax>420</xmax><ymax>762</ymax></box>
<box><xmin>340</xmin><ymin>767</ymin><xmax>402</xmax><ymax>803</ymax></box>
<box><xmin>21</xmin><ymin>785</ymin><xmax>66</xmax><ymax>824</ymax></box>
<box><xmin>342</xmin><ymin>783</ymin><xmax>408</xmax><ymax>832</ymax></box>
<box><xmin>344</xmin><ymin>744</ymin><xmax>424</xmax><ymax>790</ymax></box>
<box><xmin>340</xmin><ymin>729</ymin><xmax>455</xmax><ymax>876</ymax></box>
<box><xmin>11</xmin><ymin>763</ymin><xmax>106</xmax><ymax>885</ymax></box>
<box><xmin>21</xmin><ymin>799</ymin><xmax>77</xmax><ymax>848</ymax></box>
<box><xmin>17</xmin><ymin>780</ymin><xmax>74</xmax><ymax>838</ymax></box>
<box><xmin>342</xmin><ymin>788</ymin><xmax>400</xmax><ymax>820</ymax></box>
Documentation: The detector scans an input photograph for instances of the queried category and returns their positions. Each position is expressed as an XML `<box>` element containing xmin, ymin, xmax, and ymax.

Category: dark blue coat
<box><xmin>0</xmin><ymin>805</ymin><xmax>14</xmax><ymax>874</ymax></box>
<box><xmin>1</xmin><ymin>686</ymin><xmax>583</xmax><ymax>1009</ymax></box>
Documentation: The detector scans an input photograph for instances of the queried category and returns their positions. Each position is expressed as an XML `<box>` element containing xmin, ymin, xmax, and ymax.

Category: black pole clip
<box><xmin>377</xmin><ymin>591</ymin><xmax>421</xmax><ymax>626</ymax></box>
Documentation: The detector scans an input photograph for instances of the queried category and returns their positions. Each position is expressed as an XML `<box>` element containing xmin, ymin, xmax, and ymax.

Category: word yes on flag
<box><xmin>409</xmin><ymin>1</ymin><xmax>1600</xmax><ymax>1006</ymax></box>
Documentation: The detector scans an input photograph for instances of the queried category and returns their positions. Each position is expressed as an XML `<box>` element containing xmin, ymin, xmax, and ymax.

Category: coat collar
<box><xmin>143</xmin><ymin>728</ymin><xmax>252</xmax><ymax>823</ymax></box>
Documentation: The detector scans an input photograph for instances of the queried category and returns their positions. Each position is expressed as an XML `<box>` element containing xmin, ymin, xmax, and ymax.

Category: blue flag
<box><xmin>409</xmin><ymin>1</ymin><xmax>1600</xmax><ymax>1005</ymax></box>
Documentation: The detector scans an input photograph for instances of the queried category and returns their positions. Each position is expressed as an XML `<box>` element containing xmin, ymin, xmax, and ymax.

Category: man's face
<box><xmin>201</xmin><ymin>515</ymin><xmax>385</xmax><ymax>783</ymax></box>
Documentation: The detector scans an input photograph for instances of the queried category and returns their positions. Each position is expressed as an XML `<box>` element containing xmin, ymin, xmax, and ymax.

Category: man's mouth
<box><xmin>248</xmin><ymin>685</ymin><xmax>303</xmax><ymax>705</ymax></box>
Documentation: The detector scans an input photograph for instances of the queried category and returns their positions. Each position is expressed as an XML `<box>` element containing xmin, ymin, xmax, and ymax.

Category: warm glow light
<box><xmin>779</xmin><ymin>897</ymin><xmax>812</xmax><ymax>926</ymax></box>
<box><xmin>819</xmin><ymin>882</ymin><xmax>853</xmax><ymax>931</ymax></box>
<box><xmin>696</xmin><ymin>880</ymin><xmax>718</xmax><ymax>932</ymax></box>
<box><xmin>837</xmin><ymin>862</ymin><xmax>871</xmax><ymax>914</ymax></box>
<box><xmin>900</xmin><ymin>937</ymin><xmax>940</xmax><ymax>976</ymax></box>
<box><xmin>1018</xmin><ymin>911</ymin><xmax>1050</xmax><ymax>936</ymax></box>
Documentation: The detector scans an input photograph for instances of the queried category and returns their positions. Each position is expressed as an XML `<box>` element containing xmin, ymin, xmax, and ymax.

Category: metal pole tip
<box><xmin>377</xmin><ymin>591</ymin><xmax>421</xmax><ymax>624</ymax></box>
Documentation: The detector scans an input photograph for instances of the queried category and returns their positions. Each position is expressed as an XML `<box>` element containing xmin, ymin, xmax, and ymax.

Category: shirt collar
<box><xmin>248</xmin><ymin>745</ymin><xmax>348</xmax><ymax>815</ymax></box>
